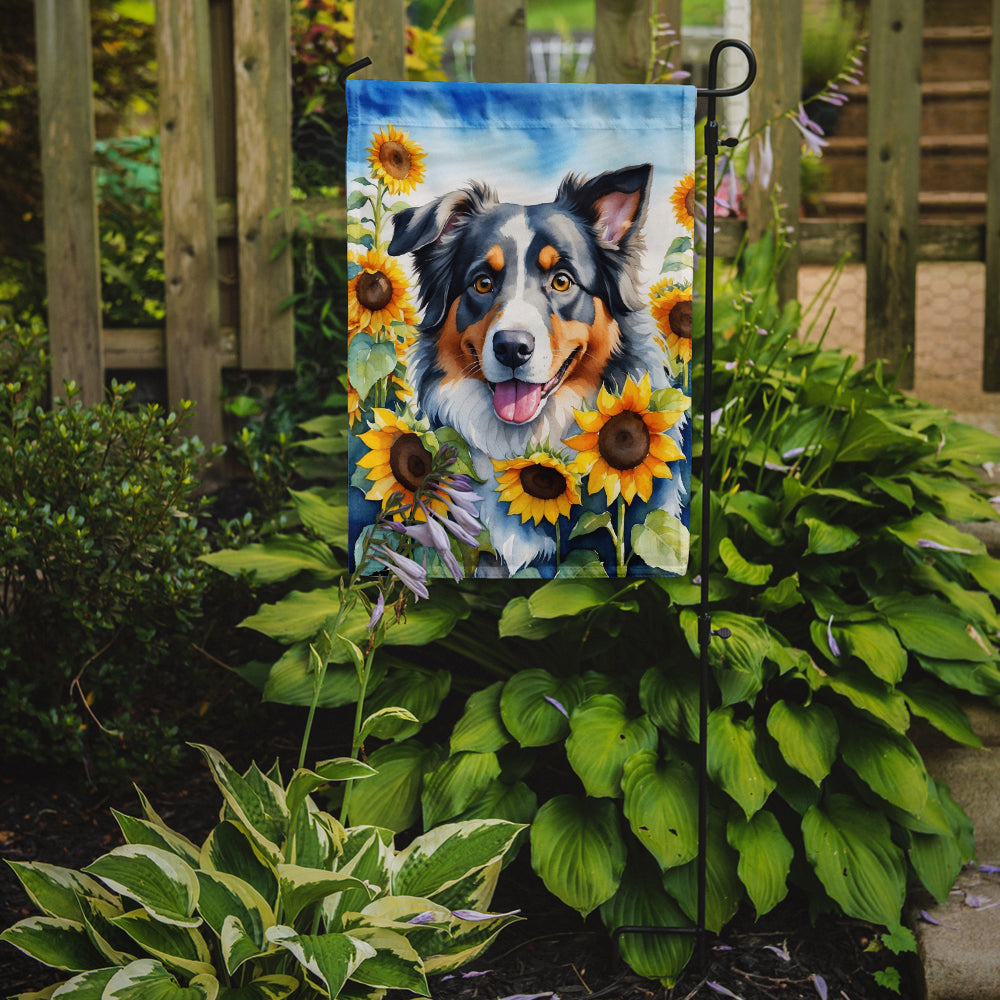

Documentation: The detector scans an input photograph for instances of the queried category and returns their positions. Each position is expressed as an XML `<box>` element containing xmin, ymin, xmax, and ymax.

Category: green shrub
<box><xmin>0</xmin><ymin>316</ymin><xmax>220</xmax><ymax>783</ymax></box>
<box><xmin>1</xmin><ymin>743</ymin><xmax>524</xmax><ymax>998</ymax></box>
<box><xmin>211</xmin><ymin>229</ymin><xmax>1000</xmax><ymax>985</ymax></box>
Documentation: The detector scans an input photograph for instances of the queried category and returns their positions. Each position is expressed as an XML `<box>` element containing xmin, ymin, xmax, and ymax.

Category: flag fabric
<box><xmin>346</xmin><ymin>79</ymin><xmax>696</xmax><ymax>579</ymax></box>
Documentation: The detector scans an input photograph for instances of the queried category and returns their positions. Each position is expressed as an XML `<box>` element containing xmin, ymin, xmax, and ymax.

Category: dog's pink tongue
<box><xmin>494</xmin><ymin>380</ymin><xmax>541</xmax><ymax>423</ymax></box>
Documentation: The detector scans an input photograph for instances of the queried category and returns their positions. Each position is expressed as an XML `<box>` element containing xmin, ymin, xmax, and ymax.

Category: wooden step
<box><xmin>814</xmin><ymin>189</ymin><xmax>987</xmax><ymax>222</ymax></box>
<box><xmin>922</xmin><ymin>25</ymin><xmax>993</xmax><ymax>83</ymax></box>
<box><xmin>822</xmin><ymin>134</ymin><xmax>989</xmax><ymax>193</ymax></box>
<box><xmin>922</xmin><ymin>0</ymin><xmax>992</xmax><ymax>28</ymax></box>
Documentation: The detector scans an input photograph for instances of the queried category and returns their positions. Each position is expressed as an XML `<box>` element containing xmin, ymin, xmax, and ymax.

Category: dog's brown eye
<box><xmin>551</xmin><ymin>272</ymin><xmax>573</xmax><ymax>292</ymax></box>
<box><xmin>473</xmin><ymin>275</ymin><xmax>493</xmax><ymax>294</ymax></box>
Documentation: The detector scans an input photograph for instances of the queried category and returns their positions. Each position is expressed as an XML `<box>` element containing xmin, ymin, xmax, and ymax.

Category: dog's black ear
<box><xmin>560</xmin><ymin>164</ymin><xmax>653</xmax><ymax>249</ymax></box>
<box><xmin>388</xmin><ymin>183</ymin><xmax>497</xmax><ymax>256</ymax></box>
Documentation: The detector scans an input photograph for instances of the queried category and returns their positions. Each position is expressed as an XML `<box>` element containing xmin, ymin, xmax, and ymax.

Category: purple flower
<box><xmin>367</xmin><ymin>591</ymin><xmax>385</xmax><ymax>631</ymax></box>
<box><xmin>763</xmin><ymin>944</ymin><xmax>790</xmax><ymax>961</ymax></box>
<box><xmin>747</xmin><ymin>125</ymin><xmax>774</xmax><ymax>191</ymax></box>
<box><xmin>407</xmin><ymin>911</ymin><xmax>438</xmax><ymax>925</ymax></box>
<box><xmin>372</xmin><ymin>544</ymin><xmax>429</xmax><ymax>600</ymax></box>
<box><xmin>827</xmin><ymin>616</ymin><xmax>841</xmax><ymax>658</ymax></box>
<box><xmin>791</xmin><ymin>104</ymin><xmax>828</xmax><ymax>156</ymax></box>
<box><xmin>812</xmin><ymin>974</ymin><xmax>828</xmax><ymax>1000</ymax></box>
<box><xmin>917</xmin><ymin>538</ymin><xmax>973</xmax><ymax>554</ymax></box>
<box><xmin>544</xmin><ymin>695</ymin><xmax>569</xmax><ymax>718</ymax></box>
<box><xmin>394</xmin><ymin>508</ymin><xmax>464</xmax><ymax>581</ymax></box>
<box><xmin>706</xmin><ymin>983</ymin><xmax>742</xmax><ymax>999</ymax></box>
<box><xmin>451</xmin><ymin>908</ymin><xmax>520</xmax><ymax>921</ymax></box>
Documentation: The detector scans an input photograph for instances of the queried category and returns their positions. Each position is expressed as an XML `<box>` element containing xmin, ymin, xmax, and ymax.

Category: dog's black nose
<box><xmin>493</xmin><ymin>330</ymin><xmax>534</xmax><ymax>370</ymax></box>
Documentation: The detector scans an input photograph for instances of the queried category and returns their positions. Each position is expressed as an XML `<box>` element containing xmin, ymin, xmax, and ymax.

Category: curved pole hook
<box><xmin>697</xmin><ymin>38</ymin><xmax>756</xmax><ymax>99</ymax></box>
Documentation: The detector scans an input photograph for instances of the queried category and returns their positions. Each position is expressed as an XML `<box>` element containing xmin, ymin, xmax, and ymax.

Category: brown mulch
<box><xmin>1</xmin><ymin>743</ymin><xmax>914</xmax><ymax>1000</ymax></box>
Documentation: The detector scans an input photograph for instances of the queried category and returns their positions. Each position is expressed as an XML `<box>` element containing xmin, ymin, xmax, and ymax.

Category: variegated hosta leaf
<box><xmin>529</xmin><ymin>795</ymin><xmax>626</xmax><ymax>917</ymax></box>
<box><xmin>726</xmin><ymin>810</ymin><xmax>793</xmax><ymax>918</ymax></box>
<box><xmin>323</xmin><ymin>829</ymin><xmax>393</xmax><ymax>931</ymax></box>
<box><xmin>112</xmin><ymin>810</ymin><xmax>201</xmax><ymax>868</ymax></box>
<box><xmin>420</xmin><ymin>751</ymin><xmax>502</xmax><ymax>829</ymax></box>
<box><xmin>4</xmin><ymin>861</ymin><xmax>117</xmax><ymax>922</ymax></box>
<box><xmin>83</xmin><ymin>846</ymin><xmax>200</xmax><ymax>928</ymax></box>
<box><xmin>288</xmin><ymin>802</ymin><xmax>343</xmax><ymax>870</ymax></box>
<box><xmin>661</xmin><ymin>811</ymin><xmax>742</xmax><ymax>934</ymax></box>
<box><xmin>102</xmin><ymin>958</ymin><xmax>218</xmax><ymax>999</ymax></box>
<box><xmin>285</xmin><ymin>760</ymin><xmax>375</xmax><ymax>823</ymax></box>
<box><xmin>276</xmin><ymin>864</ymin><xmax>376</xmax><ymax>925</ymax></box>
<box><xmin>421</xmin><ymin>907</ymin><xmax>522</xmax><ymax>975</ymax></box>
<box><xmin>344</xmin><ymin>926</ymin><xmax>429</xmax><ymax>995</ymax></box>
<box><xmin>450</xmin><ymin>681</ymin><xmax>511</xmax><ymax>754</ymax></box>
<box><xmin>195</xmin><ymin>871</ymin><xmax>274</xmax><ymax>974</ymax></box>
<box><xmin>0</xmin><ymin>916</ymin><xmax>107</xmax><ymax>972</ymax></box>
<box><xmin>424</xmin><ymin>859</ymin><xmax>501</xmax><ymax>916</ymax></box>
<box><xmin>566</xmin><ymin>695</ymin><xmax>658</xmax><ymax>798</ymax></box>
<box><xmin>191</xmin><ymin>745</ymin><xmax>287</xmax><ymax>863</ymax></box>
<box><xmin>391</xmin><ymin>820</ymin><xmax>525</xmax><ymax>901</ymax></box>
<box><xmin>499</xmin><ymin>669</ymin><xmax>585</xmax><ymax>747</ymax></box>
<box><xmin>599</xmin><ymin>854</ymin><xmax>694</xmax><ymax>987</ymax></box>
<box><xmin>110</xmin><ymin>908</ymin><xmax>214</xmax><ymax>979</ymax></box>
<box><xmin>45</xmin><ymin>966</ymin><xmax>118</xmax><ymax>997</ymax></box>
<box><xmin>621</xmin><ymin>751</ymin><xmax>699</xmax><ymax>871</ymax></box>
<box><xmin>765</xmin><ymin>700</ymin><xmax>838</xmax><ymax>786</ymax></box>
<box><xmin>706</xmin><ymin>707</ymin><xmax>776</xmax><ymax>819</ymax></box>
<box><xmin>802</xmin><ymin>793</ymin><xmax>906</xmax><ymax>926</ymax></box>
<box><xmin>265</xmin><ymin>926</ymin><xmax>376</xmax><ymax>998</ymax></box>
<box><xmin>214</xmin><ymin>974</ymin><xmax>299</xmax><ymax>1000</ymax></box>
<box><xmin>77</xmin><ymin>894</ymin><xmax>136</xmax><ymax>966</ymax></box>
<box><xmin>200</xmin><ymin>822</ymin><xmax>278</xmax><ymax>910</ymax></box>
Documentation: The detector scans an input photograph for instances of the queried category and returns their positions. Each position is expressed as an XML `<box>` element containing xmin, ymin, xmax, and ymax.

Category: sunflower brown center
<box><xmin>669</xmin><ymin>300</ymin><xmax>693</xmax><ymax>339</ymax></box>
<box><xmin>356</xmin><ymin>270</ymin><xmax>394</xmax><ymax>312</ymax></box>
<box><xmin>389</xmin><ymin>433</ymin><xmax>433</xmax><ymax>491</ymax></box>
<box><xmin>684</xmin><ymin>184</ymin><xmax>696</xmax><ymax>221</ymax></box>
<box><xmin>520</xmin><ymin>464</ymin><xmax>566</xmax><ymax>500</ymax></box>
<box><xmin>598</xmin><ymin>412</ymin><xmax>651</xmax><ymax>471</ymax></box>
<box><xmin>378</xmin><ymin>140</ymin><xmax>412</xmax><ymax>180</ymax></box>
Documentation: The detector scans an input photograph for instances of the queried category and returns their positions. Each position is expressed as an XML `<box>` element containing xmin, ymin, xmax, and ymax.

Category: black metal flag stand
<box><xmin>340</xmin><ymin>37</ymin><xmax>758</xmax><ymax>974</ymax></box>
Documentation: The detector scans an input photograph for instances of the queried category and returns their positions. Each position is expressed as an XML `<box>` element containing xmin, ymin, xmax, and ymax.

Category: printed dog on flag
<box><xmin>387</xmin><ymin>163</ymin><xmax>685</xmax><ymax>574</ymax></box>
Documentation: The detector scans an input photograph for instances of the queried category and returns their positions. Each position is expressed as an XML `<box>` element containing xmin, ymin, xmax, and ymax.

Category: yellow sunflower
<box><xmin>670</xmin><ymin>172</ymin><xmax>696</xmax><ymax>231</ymax></box>
<box><xmin>649</xmin><ymin>277</ymin><xmax>693</xmax><ymax>364</ymax></box>
<box><xmin>347</xmin><ymin>383</ymin><xmax>361</xmax><ymax>427</ymax></box>
<box><xmin>348</xmin><ymin>247</ymin><xmax>418</xmax><ymax>336</ymax></box>
<box><xmin>564</xmin><ymin>373</ymin><xmax>688</xmax><ymax>505</ymax></box>
<box><xmin>367</xmin><ymin>124</ymin><xmax>426</xmax><ymax>195</ymax></box>
<box><xmin>493</xmin><ymin>451</ymin><xmax>581</xmax><ymax>526</ymax></box>
<box><xmin>356</xmin><ymin>408</ymin><xmax>442</xmax><ymax>519</ymax></box>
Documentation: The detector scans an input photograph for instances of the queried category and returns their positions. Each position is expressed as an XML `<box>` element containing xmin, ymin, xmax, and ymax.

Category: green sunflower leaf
<box><xmin>348</xmin><ymin>331</ymin><xmax>398</xmax><ymax>404</ymax></box>
<box><xmin>631</xmin><ymin>510</ymin><xmax>689</xmax><ymax>574</ymax></box>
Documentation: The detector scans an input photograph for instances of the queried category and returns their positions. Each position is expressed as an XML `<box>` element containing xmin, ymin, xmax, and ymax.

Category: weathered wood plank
<box><xmin>594</xmin><ymin>0</ymin><xmax>655</xmax><ymax>84</ymax></box>
<box><xmin>233</xmin><ymin>0</ymin><xmax>294</xmax><ymax>369</ymax></box>
<box><xmin>34</xmin><ymin>0</ymin><xmax>103</xmax><ymax>404</ymax></box>
<box><xmin>354</xmin><ymin>0</ymin><xmax>407</xmax><ymax>80</ymax></box>
<box><xmin>983</xmin><ymin>0</ymin><xmax>1000</xmax><ymax>391</ymax></box>
<box><xmin>864</xmin><ymin>0</ymin><xmax>923</xmax><ymax>389</ymax></box>
<box><xmin>474</xmin><ymin>0</ymin><xmax>526</xmax><ymax>82</ymax></box>
<box><xmin>747</xmin><ymin>0</ymin><xmax>801</xmax><ymax>304</ymax></box>
<box><xmin>103</xmin><ymin>328</ymin><xmax>238</xmax><ymax>370</ymax></box>
<box><xmin>157</xmin><ymin>0</ymin><xmax>223</xmax><ymax>444</ymax></box>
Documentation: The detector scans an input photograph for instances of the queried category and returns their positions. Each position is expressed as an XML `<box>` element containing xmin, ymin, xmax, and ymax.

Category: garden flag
<box><xmin>346</xmin><ymin>80</ymin><xmax>696</xmax><ymax>579</ymax></box>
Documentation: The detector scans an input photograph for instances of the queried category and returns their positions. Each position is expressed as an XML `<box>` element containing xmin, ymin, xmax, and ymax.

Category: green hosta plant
<box><xmin>1</xmin><ymin>744</ymin><xmax>523</xmax><ymax>999</ymax></box>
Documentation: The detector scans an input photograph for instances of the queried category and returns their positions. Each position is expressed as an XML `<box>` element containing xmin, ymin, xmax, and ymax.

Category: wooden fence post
<box><xmin>864</xmin><ymin>0</ymin><xmax>923</xmax><ymax>389</ymax></box>
<box><xmin>354</xmin><ymin>0</ymin><xmax>407</xmax><ymax>80</ymax></box>
<box><xmin>233</xmin><ymin>0</ymin><xmax>294</xmax><ymax>370</ymax></box>
<box><xmin>474</xmin><ymin>0</ymin><xmax>527</xmax><ymax>82</ymax></box>
<box><xmin>983</xmin><ymin>0</ymin><xmax>1000</xmax><ymax>391</ymax></box>
<box><xmin>157</xmin><ymin>0</ymin><xmax>223</xmax><ymax>445</ymax></box>
<box><xmin>34</xmin><ymin>0</ymin><xmax>104</xmax><ymax>405</ymax></box>
<box><xmin>594</xmin><ymin>0</ymin><xmax>660</xmax><ymax>84</ymax></box>
<box><xmin>746</xmin><ymin>0</ymin><xmax>801</xmax><ymax>305</ymax></box>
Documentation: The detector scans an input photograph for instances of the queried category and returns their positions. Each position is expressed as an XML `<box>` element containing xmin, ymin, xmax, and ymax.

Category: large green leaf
<box><xmin>639</xmin><ymin>665</ymin><xmax>699</xmax><ymax>742</ymax></box>
<box><xmin>810</xmin><ymin>662</ymin><xmax>910</xmax><ymax>732</ymax></box>
<box><xmin>803</xmin><ymin>517</ymin><xmax>859</xmax><ymax>556</ymax></box>
<box><xmin>421</xmin><ymin>751</ymin><xmax>502</xmax><ymax>828</ymax></box>
<box><xmin>901</xmin><ymin>680</ymin><xmax>982</xmax><ymax>748</ymax></box>
<box><xmin>103</xmin><ymin>959</ymin><xmax>218</xmax><ymax>1000</ymax></box>
<box><xmin>765</xmin><ymin>700</ymin><xmax>838</xmax><ymax>786</ymax></box>
<box><xmin>346</xmin><ymin>740</ymin><xmax>441</xmax><ymax>832</ymax></box>
<box><xmin>801</xmin><ymin>793</ymin><xmax>906</xmax><ymax>926</ymax></box>
<box><xmin>718</xmin><ymin>536</ymin><xmax>772</xmax><ymax>586</ymax></box>
<box><xmin>33</xmin><ymin>967</ymin><xmax>117</xmax><ymax>998</ymax></box>
<box><xmin>112</xmin><ymin>812</ymin><xmax>201</xmax><ymax>869</ymax></box>
<box><xmin>599</xmin><ymin>853</ymin><xmax>694</xmax><ymax>987</ymax></box>
<box><xmin>4</xmin><ymin>862</ymin><xmax>117</xmax><ymax>923</ymax></box>
<box><xmin>497</xmin><ymin>596</ymin><xmax>565</xmax><ymax>639</ymax></box>
<box><xmin>834</xmin><ymin>410</ymin><xmax>927</xmax><ymax>463</ymax></box>
<box><xmin>260</xmin><ymin>644</ymin><xmax>380</xmax><ymax>709</ymax></box>
<box><xmin>195</xmin><ymin>871</ymin><xmax>273</xmax><ymax>974</ymax></box>
<box><xmin>565</xmin><ymin>695</ymin><xmax>658</xmax><ymax>798</ymax></box>
<box><xmin>348</xmin><ymin>331</ymin><xmax>398</xmax><ymax>402</ymax></box>
<box><xmin>345</xmin><ymin>926</ymin><xmax>428</xmax><ymax>994</ymax></box>
<box><xmin>886</xmin><ymin>511</ymin><xmax>986</xmax><ymax>556</ymax></box>
<box><xmin>681</xmin><ymin>610</ymin><xmax>771</xmax><ymax>706</ymax></box>
<box><xmin>199</xmin><ymin>822</ymin><xmax>278</xmax><ymax>910</ymax></box>
<box><xmin>363</xmin><ymin>667</ymin><xmax>451</xmax><ymax>741</ymax></box>
<box><xmin>111</xmin><ymin>909</ymin><xmax>214</xmax><ymax>978</ymax></box>
<box><xmin>0</xmin><ymin>916</ymin><xmax>107</xmax><ymax>972</ymax></box>
<box><xmin>707</xmin><ymin>708</ymin><xmax>776</xmax><ymax>818</ymax></box>
<box><xmin>630</xmin><ymin>509</ymin><xmax>690</xmax><ymax>574</ymax></box>
<box><xmin>875</xmin><ymin>594</ymin><xmax>995</xmax><ymax>662</ymax></box>
<box><xmin>392</xmin><ymin>820</ymin><xmax>524</xmax><ymax>900</ymax></box>
<box><xmin>285</xmin><ymin>759</ymin><xmax>376</xmax><ymax>823</ymax></box>
<box><xmin>526</xmin><ymin>579</ymin><xmax>619</xmax><ymax>618</ymax></box>
<box><xmin>450</xmin><ymin>681</ymin><xmax>511</xmax><ymax>754</ymax></box>
<box><xmin>530</xmin><ymin>795</ymin><xmax>627</xmax><ymax>917</ymax></box>
<box><xmin>833</xmin><ymin>621</ymin><xmax>907</xmax><ymax>684</ymax></box>
<box><xmin>727</xmin><ymin>810</ymin><xmax>793</xmax><ymax>918</ymax></box>
<box><xmin>499</xmin><ymin>670</ymin><xmax>584</xmax><ymax>747</ymax></box>
<box><xmin>621</xmin><ymin>751</ymin><xmax>699</xmax><ymax>871</ymax></box>
<box><xmin>287</xmin><ymin>488</ymin><xmax>349</xmax><ymax>545</ymax></box>
<box><xmin>838</xmin><ymin>718</ymin><xmax>929</xmax><ymax>817</ymax></box>
<box><xmin>83</xmin><ymin>846</ymin><xmax>200</xmax><ymax>928</ymax></box>
<box><xmin>216</xmin><ymin>975</ymin><xmax>299</xmax><ymax>1000</ymax></box>
<box><xmin>916</xmin><ymin>655</ymin><xmax>1000</xmax><ymax>697</ymax></box>
<box><xmin>199</xmin><ymin>536</ymin><xmax>340</xmax><ymax>584</ymax></box>
<box><xmin>265</xmin><ymin>926</ymin><xmax>375</xmax><ymax>997</ymax></box>
<box><xmin>276</xmin><ymin>865</ymin><xmax>373</xmax><ymax>925</ymax></box>
<box><xmin>660</xmin><ymin>811</ymin><xmax>741</xmax><ymax>933</ymax></box>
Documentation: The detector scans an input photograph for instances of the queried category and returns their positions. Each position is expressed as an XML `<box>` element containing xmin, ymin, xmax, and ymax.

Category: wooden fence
<box><xmin>34</xmin><ymin>0</ymin><xmax>1000</xmax><ymax>445</ymax></box>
